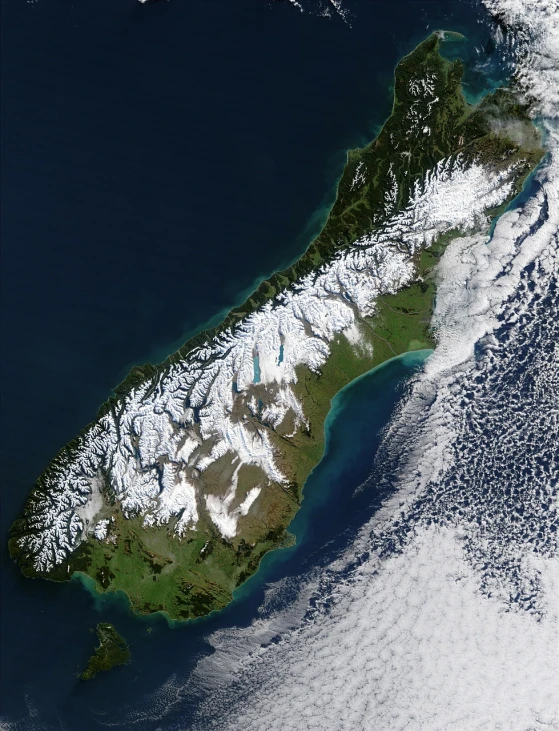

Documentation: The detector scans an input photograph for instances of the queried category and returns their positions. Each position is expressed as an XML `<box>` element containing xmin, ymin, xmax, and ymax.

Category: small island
<box><xmin>9</xmin><ymin>32</ymin><xmax>543</xmax><ymax>621</ymax></box>
<box><xmin>80</xmin><ymin>623</ymin><xmax>130</xmax><ymax>681</ymax></box>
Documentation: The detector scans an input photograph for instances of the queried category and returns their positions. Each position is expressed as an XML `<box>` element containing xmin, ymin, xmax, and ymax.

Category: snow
<box><xmin>204</xmin><ymin>466</ymin><xmax>260</xmax><ymax>539</ymax></box>
<box><xmin>19</xmin><ymin>149</ymin><xmax>524</xmax><ymax>570</ymax></box>
<box><xmin>93</xmin><ymin>519</ymin><xmax>109</xmax><ymax>541</ymax></box>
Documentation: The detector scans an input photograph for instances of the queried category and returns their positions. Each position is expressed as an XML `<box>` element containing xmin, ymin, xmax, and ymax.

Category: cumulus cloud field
<box><xmin>126</xmin><ymin>1</ymin><xmax>557</xmax><ymax>728</ymax></box>
<box><xmin>3</xmin><ymin>1</ymin><xmax>557</xmax><ymax>730</ymax></box>
<box><xmin>18</xmin><ymin>1</ymin><xmax>551</xmax><ymax>729</ymax></box>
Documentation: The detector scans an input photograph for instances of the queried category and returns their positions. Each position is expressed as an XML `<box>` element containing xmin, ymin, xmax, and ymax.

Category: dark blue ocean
<box><xmin>1</xmin><ymin>1</ymin><xmax>506</xmax><ymax>727</ymax></box>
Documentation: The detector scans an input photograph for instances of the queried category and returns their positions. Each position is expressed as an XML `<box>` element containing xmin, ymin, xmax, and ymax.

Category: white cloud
<box><xmin>67</xmin><ymin>5</ymin><xmax>559</xmax><ymax>730</ymax></box>
<box><xmin>177</xmin><ymin>3</ymin><xmax>559</xmax><ymax>727</ymax></box>
<box><xmin>198</xmin><ymin>529</ymin><xmax>558</xmax><ymax>731</ymax></box>
<box><xmin>21</xmin><ymin>150</ymin><xmax>521</xmax><ymax>568</ymax></box>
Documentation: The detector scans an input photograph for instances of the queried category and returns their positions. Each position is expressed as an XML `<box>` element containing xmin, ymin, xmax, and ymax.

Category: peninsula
<box><xmin>9</xmin><ymin>33</ymin><xmax>542</xmax><ymax>620</ymax></box>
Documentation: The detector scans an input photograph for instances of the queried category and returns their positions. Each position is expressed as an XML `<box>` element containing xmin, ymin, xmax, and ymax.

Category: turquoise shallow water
<box><xmin>252</xmin><ymin>355</ymin><xmax>261</xmax><ymax>384</ymax></box>
<box><xmin>72</xmin><ymin>349</ymin><xmax>432</xmax><ymax>624</ymax></box>
<box><xmin>3</xmin><ymin>349</ymin><xmax>434</xmax><ymax>729</ymax></box>
<box><xmin>233</xmin><ymin>349</ymin><xmax>433</xmax><ymax>601</ymax></box>
<box><xmin>1</xmin><ymin>0</ymin><xmax>509</xmax><ymax>725</ymax></box>
<box><xmin>439</xmin><ymin>29</ymin><xmax>512</xmax><ymax>104</ymax></box>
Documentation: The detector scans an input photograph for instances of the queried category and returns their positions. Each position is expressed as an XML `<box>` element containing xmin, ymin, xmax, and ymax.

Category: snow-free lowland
<box><xmin>9</xmin><ymin>34</ymin><xmax>542</xmax><ymax>626</ymax></box>
<box><xmin>165</xmin><ymin>2</ymin><xmax>556</xmax><ymax>729</ymax></box>
<box><xmin>19</xmin><ymin>155</ymin><xmax>521</xmax><ymax>573</ymax></box>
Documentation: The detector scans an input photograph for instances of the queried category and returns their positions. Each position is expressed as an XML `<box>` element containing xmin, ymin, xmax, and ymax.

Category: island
<box><xmin>9</xmin><ymin>33</ymin><xmax>543</xmax><ymax>620</ymax></box>
<box><xmin>80</xmin><ymin>623</ymin><xmax>130</xmax><ymax>681</ymax></box>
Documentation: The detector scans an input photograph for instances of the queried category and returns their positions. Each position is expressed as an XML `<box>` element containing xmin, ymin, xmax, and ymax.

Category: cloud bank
<box><xmin>180</xmin><ymin>2</ymin><xmax>559</xmax><ymax>728</ymax></box>
<box><xmin>88</xmin><ymin>2</ymin><xmax>559</xmax><ymax>729</ymax></box>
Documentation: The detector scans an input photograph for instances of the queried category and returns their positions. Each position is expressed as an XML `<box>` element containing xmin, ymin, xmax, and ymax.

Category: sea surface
<box><xmin>1</xmin><ymin>1</ymin><xmax>508</xmax><ymax>727</ymax></box>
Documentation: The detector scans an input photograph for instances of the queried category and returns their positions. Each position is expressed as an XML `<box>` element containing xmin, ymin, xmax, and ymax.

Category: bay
<box><xmin>1</xmin><ymin>0</ymin><xmax>507</xmax><ymax>726</ymax></box>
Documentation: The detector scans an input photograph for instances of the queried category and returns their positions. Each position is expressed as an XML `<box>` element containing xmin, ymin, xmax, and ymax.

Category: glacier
<box><xmin>149</xmin><ymin>1</ymin><xmax>556</xmax><ymax>729</ymax></box>
<box><xmin>17</xmin><ymin>151</ymin><xmax>523</xmax><ymax>573</ymax></box>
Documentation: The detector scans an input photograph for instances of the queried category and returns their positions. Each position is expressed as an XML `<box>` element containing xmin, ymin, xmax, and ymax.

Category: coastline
<box><xmin>9</xmin><ymin>31</ymin><xmax>544</xmax><ymax>623</ymax></box>
<box><xmin>72</xmin><ymin>347</ymin><xmax>434</xmax><ymax>628</ymax></box>
<box><xmin>3</xmin><ymin>0</ymin><xmax>549</xmax><ymax>722</ymax></box>
<box><xmin>231</xmin><ymin>347</ymin><xmax>434</xmax><ymax>602</ymax></box>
